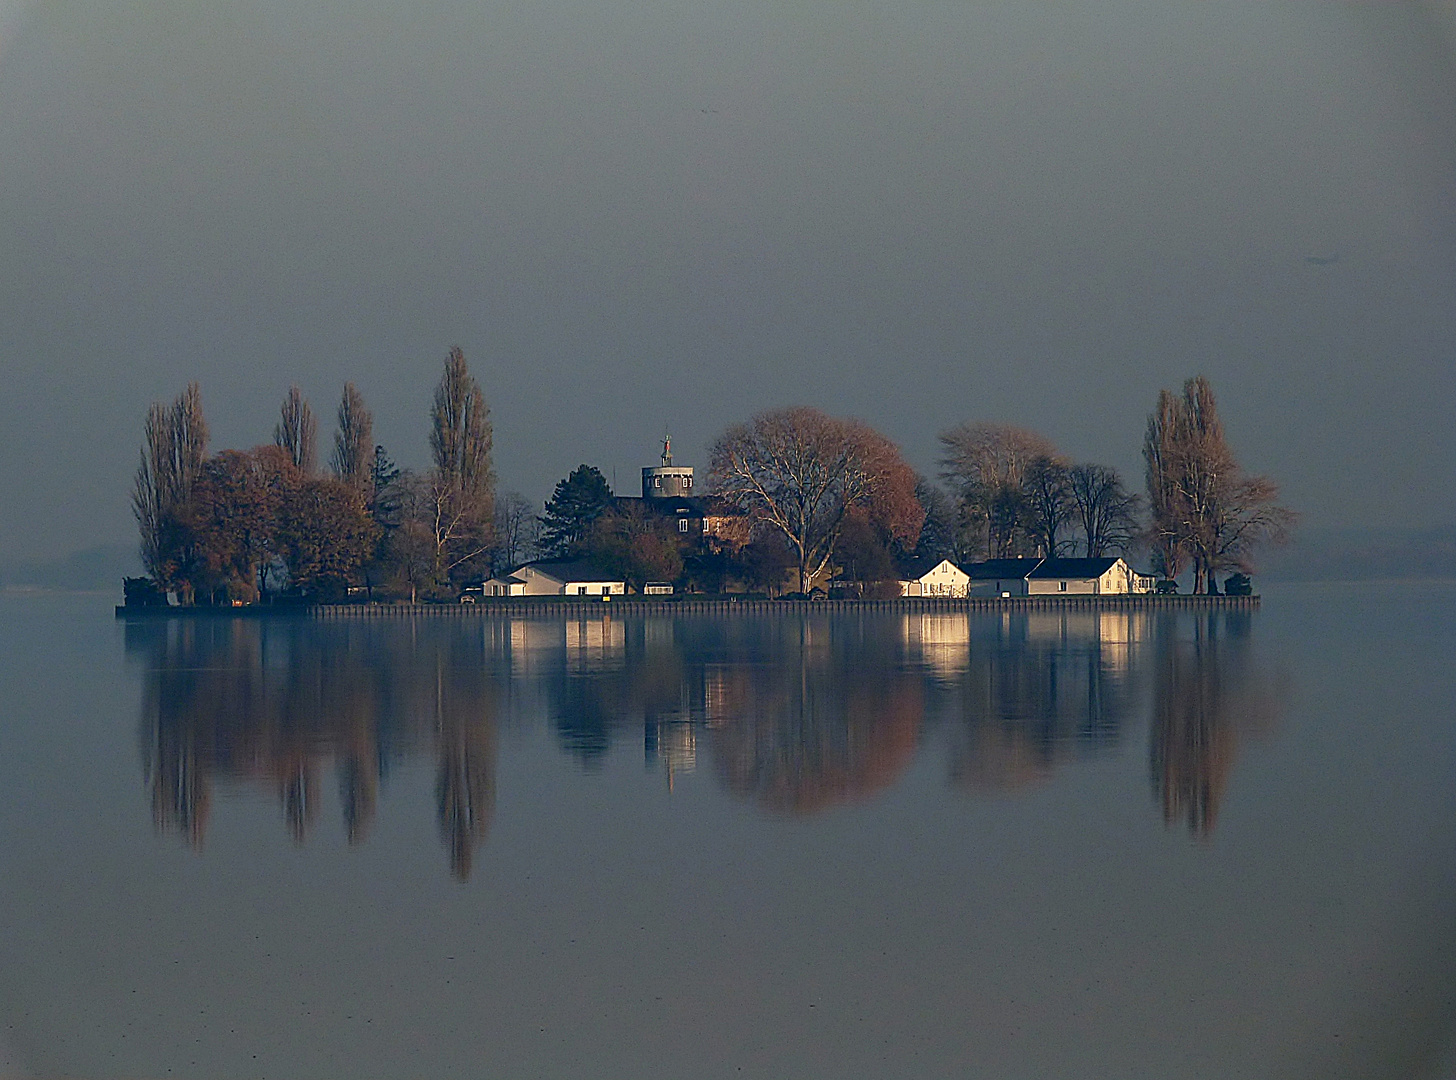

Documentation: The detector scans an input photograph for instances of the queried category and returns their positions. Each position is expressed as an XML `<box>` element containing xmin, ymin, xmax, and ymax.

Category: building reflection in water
<box><xmin>545</xmin><ymin>615</ymin><xmax>924</xmax><ymax>812</ymax></box>
<box><xmin>129</xmin><ymin>606</ymin><xmax>1282</xmax><ymax>878</ymax></box>
<box><xmin>1149</xmin><ymin>609</ymin><xmax>1283</xmax><ymax>836</ymax></box>
<box><xmin>934</xmin><ymin>609</ymin><xmax>1147</xmax><ymax>793</ymax></box>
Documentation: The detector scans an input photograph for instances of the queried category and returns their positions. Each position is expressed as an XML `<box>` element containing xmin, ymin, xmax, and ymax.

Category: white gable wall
<box><xmin>899</xmin><ymin>559</ymin><xmax>971</xmax><ymax>597</ymax></box>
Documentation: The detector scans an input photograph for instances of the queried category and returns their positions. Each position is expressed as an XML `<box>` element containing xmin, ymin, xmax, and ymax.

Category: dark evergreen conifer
<box><xmin>539</xmin><ymin>465</ymin><xmax>614</xmax><ymax>558</ymax></box>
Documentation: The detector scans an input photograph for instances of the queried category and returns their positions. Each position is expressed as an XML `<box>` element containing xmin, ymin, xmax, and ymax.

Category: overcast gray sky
<box><xmin>1</xmin><ymin>0</ymin><xmax>1454</xmax><ymax>561</ymax></box>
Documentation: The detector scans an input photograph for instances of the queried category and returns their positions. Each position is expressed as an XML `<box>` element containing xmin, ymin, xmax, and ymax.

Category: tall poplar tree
<box><xmin>427</xmin><ymin>346</ymin><xmax>495</xmax><ymax>584</ymax></box>
<box><xmin>275</xmin><ymin>385</ymin><xmax>317</xmax><ymax>476</ymax></box>
<box><xmin>330</xmin><ymin>383</ymin><xmax>374</xmax><ymax>498</ymax></box>
<box><xmin>132</xmin><ymin>382</ymin><xmax>208</xmax><ymax>596</ymax></box>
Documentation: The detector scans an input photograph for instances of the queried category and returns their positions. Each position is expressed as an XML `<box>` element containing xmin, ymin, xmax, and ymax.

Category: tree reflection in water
<box><xmin>1149</xmin><ymin>610</ymin><xmax>1282</xmax><ymax>836</ymax></box>
<box><xmin>705</xmin><ymin>618</ymin><xmax>923</xmax><ymax>814</ymax></box>
<box><xmin>129</xmin><ymin>606</ymin><xmax>1283</xmax><ymax>878</ymax></box>
<box><xmin>128</xmin><ymin>617</ymin><xmax>499</xmax><ymax>879</ymax></box>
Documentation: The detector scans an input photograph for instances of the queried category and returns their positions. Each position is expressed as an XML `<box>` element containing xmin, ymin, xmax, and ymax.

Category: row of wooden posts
<box><xmin>118</xmin><ymin>594</ymin><xmax>1260</xmax><ymax>620</ymax></box>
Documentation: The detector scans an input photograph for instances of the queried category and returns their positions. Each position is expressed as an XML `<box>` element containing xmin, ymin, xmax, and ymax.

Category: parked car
<box><xmin>1154</xmin><ymin>579</ymin><xmax>1179</xmax><ymax>594</ymax></box>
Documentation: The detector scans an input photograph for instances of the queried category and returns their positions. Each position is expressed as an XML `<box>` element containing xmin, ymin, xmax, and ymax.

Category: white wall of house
<box><xmin>1028</xmin><ymin>576</ymin><xmax>1100</xmax><ymax>595</ymax></box>
<box><xmin>1027</xmin><ymin>559</ymin><xmax>1135</xmax><ymax>596</ymax></box>
<box><xmin>899</xmin><ymin>559</ymin><xmax>972</xmax><ymax>598</ymax></box>
<box><xmin>482</xmin><ymin>577</ymin><xmax>526</xmax><ymax>597</ymax></box>
<box><xmin>516</xmin><ymin>566</ymin><xmax>625</xmax><ymax>595</ymax></box>
<box><xmin>560</xmin><ymin>581</ymin><xmax>625</xmax><ymax>595</ymax></box>
<box><xmin>517</xmin><ymin>567</ymin><xmax>565</xmax><ymax>595</ymax></box>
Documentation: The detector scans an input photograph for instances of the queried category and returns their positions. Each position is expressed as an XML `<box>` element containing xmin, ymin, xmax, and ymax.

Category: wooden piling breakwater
<box><xmin>117</xmin><ymin>594</ymin><xmax>1259</xmax><ymax>620</ymax></box>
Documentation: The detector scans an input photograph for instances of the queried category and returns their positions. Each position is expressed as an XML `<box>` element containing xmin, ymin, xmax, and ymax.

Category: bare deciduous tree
<box><xmin>591</xmin><ymin>502</ymin><xmax>685</xmax><ymax>591</ymax></box>
<box><xmin>938</xmin><ymin>422</ymin><xmax>1059</xmax><ymax>558</ymax></box>
<box><xmin>1068</xmin><ymin>463</ymin><xmax>1142</xmax><ymax>557</ymax></box>
<box><xmin>1143</xmin><ymin>389</ymin><xmax>1188</xmax><ymax>580</ymax></box>
<box><xmin>330</xmin><ymin>383</ymin><xmax>374</xmax><ymax>497</ymax></box>
<box><xmin>429</xmin><ymin>347</ymin><xmax>495</xmax><ymax>583</ymax></box>
<box><xmin>1202</xmin><ymin>473</ymin><xmax>1295</xmax><ymax>584</ymax></box>
<box><xmin>1021</xmin><ymin>456</ymin><xmax>1075</xmax><ymax>557</ymax></box>
<box><xmin>185</xmin><ymin>445</ymin><xmax>293</xmax><ymax>603</ymax></box>
<box><xmin>1143</xmin><ymin>376</ymin><xmax>1294</xmax><ymax>592</ymax></box>
<box><xmin>132</xmin><ymin>382</ymin><xmax>208</xmax><ymax>596</ymax></box>
<box><xmin>911</xmin><ymin>478</ymin><xmax>960</xmax><ymax>563</ymax></box>
<box><xmin>490</xmin><ymin>490</ymin><xmax>534</xmax><ymax>574</ymax></box>
<box><xmin>388</xmin><ymin>471</ymin><xmax>445</xmax><ymax>603</ymax></box>
<box><xmin>708</xmin><ymin>406</ymin><xmax>923</xmax><ymax>592</ymax></box>
<box><xmin>274</xmin><ymin>385</ymin><xmax>317</xmax><ymax>476</ymax></box>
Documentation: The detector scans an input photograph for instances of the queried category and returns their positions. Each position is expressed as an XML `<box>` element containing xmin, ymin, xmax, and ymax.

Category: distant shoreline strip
<box><xmin>116</xmin><ymin>594</ymin><xmax>1260</xmax><ymax>619</ymax></box>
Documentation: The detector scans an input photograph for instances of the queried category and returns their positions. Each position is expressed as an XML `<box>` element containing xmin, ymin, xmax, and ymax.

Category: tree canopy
<box><xmin>707</xmin><ymin>406</ymin><xmax>922</xmax><ymax>592</ymax></box>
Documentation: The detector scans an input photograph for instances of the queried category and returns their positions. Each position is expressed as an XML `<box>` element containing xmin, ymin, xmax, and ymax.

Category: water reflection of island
<box><xmin>545</xmin><ymin>616</ymin><xmax>923</xmax><ymax>812</ymax></box>
<box><xmin>129</xmin><ymin>618</ymin><xmax>499</xmax><ymax>879</ymax></box>
<box><xmin>130</xmin><ymin>608</ymin><xmax>1282</xmax><ymax>878</ymax></box>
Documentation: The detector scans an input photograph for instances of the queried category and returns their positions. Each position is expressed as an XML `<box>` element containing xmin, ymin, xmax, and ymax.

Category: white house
<box><xmin>963</xmin><ymin>558</ymin><xmax>1044</xmax><ymax>597</ymax></box>
<box><xmin>475</xmin><ymin>573</ymin><xmax>527</xmax><ymax>598</ymax></box>
<box><xmin>1025</xmin><ymin>557</ymin><xmax>1153</xmax><ymax>596</ymax></box>
<box><xmin>477</xmin><ymin>560</ymin><xmax>626</xmax><ymax>597</ymax></box>
<box><xmin>898</xmin><ymin>558</ymin><xmax>972</xmax><ymax>597</ymax></box>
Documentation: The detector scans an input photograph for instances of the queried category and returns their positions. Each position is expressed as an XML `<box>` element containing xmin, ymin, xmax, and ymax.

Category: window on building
<box><xmin>678</xmin><ymin>518</ymin><xmax>689</xmax><ymax>533</ymax></box>
<box><xmin>1059</xmin><ymin>581</ymin><xmax>1068</xmax><ymax>592</ymax></box>
<box><xmin>684</xmin><ymin>476</ymin><xmax>692</xmax><ymax>488</ymax></box>
<box><xmin>654</xmin><ymin>476</ymin><xmax>661</xmax><ymax>488</ymax></box>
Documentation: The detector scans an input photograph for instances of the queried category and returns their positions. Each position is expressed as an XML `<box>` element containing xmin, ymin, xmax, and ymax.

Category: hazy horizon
<box><xmin>3</xmin><ymin>0</ymin><xmax>1455</xmax><ymax>561</ymax></box>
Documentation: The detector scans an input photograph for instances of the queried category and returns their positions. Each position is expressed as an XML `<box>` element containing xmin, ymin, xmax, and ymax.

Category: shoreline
<box><xmin>115</xmin><ymin>594</ymin><xmax>1260</xmax><ymax>619</ymax></box>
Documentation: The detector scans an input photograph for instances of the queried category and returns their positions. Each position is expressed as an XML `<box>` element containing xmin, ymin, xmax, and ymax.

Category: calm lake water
<box><xmin>1</xmin><ymin>584</ymin><xmax>1454</xmax><ymax>1079</ymax></box>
